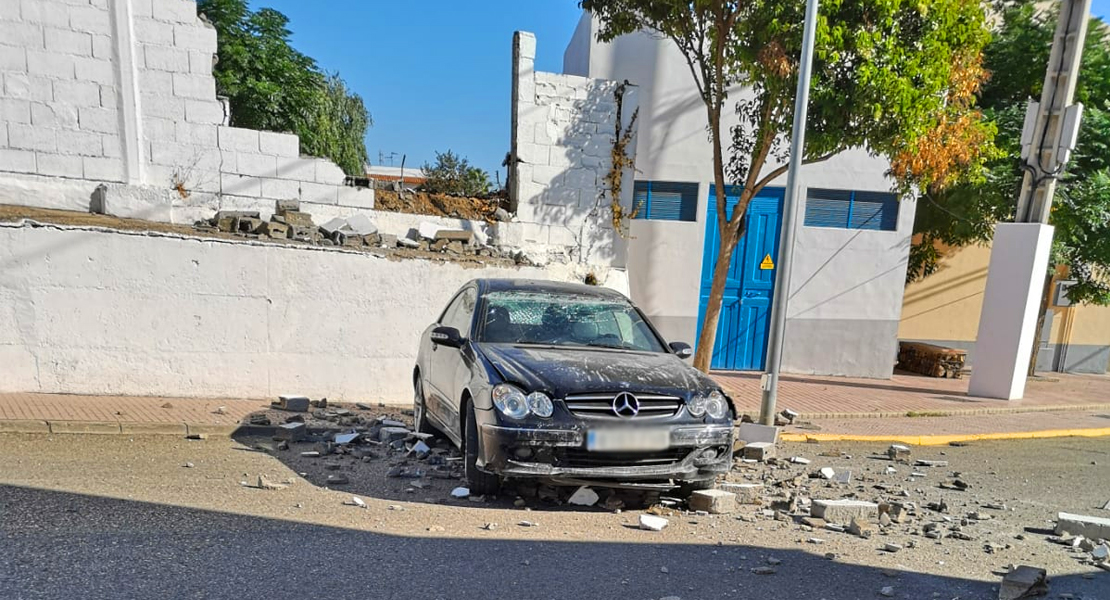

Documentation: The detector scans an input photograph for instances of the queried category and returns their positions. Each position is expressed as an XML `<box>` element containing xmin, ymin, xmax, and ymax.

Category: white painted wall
<box><xmin>0</xmin><ymin>0</ymin><xmax>374</xmax><ymax>224</ymax></box>
<box><xmin>565</xmin><ymin>14</ymin><xmax>917</xmax><ymax>378</ymax></box>
<box><xmin>0</xmin><ymin>222</ymin><xmax>626</xmax><ymax>401</ymax></box>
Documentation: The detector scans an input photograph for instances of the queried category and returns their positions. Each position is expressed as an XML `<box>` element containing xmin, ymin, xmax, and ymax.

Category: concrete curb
<box><xmin>0</xmin><ymin>420</ymin><xmax>238</xmax><ymax>436</ymax></box>
<box><xmin>780</xmin><ymin>427</ymin><xmax>1110</xmax><ymax>446</ymax></box>
<box><xmin>0</xmin><ymin>420</ymin><xmax>50</xmax><ymax>434</ymax></box>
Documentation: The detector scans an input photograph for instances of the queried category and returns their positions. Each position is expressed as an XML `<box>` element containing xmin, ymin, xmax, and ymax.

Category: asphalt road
<box><xmin>1</xmin><ymin>432</ymin><xmax>1108</xmax><ymax>600</ymax></box>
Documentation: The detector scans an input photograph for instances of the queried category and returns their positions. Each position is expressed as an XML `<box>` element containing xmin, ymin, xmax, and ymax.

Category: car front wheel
<box><xmin>464</xmin><ymin>404</ymin><xmax>501</xmax><ymax>496</ymax></box>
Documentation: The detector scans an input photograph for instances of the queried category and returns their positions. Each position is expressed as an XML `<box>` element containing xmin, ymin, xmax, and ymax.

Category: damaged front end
<box><xmin>478</xmin><ymin>422</ymin><xmax>733</xmax><ymax>487</ymax></box>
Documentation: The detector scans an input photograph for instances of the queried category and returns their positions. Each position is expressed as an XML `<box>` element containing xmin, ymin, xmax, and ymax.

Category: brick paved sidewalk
<box><xmin>0</xmin><ymin>392</ymin><xmax>270</xmax><ymax>435</ymax></box>
<box><xmin>716</xmin><ymin>370</ymin><xmax>1110</xmax><ymax>418</ymax></box>
<box><xmin>2</xmin><ymin>369</ymin><xmax>1109</xmax><ymax>440</ymax></box>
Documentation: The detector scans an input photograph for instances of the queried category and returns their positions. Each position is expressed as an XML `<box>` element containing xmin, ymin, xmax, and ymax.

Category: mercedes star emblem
<box><xmin>612</xmin><ymin>392</ymin><xmax>640</xmax><ymax>418</ymax></box>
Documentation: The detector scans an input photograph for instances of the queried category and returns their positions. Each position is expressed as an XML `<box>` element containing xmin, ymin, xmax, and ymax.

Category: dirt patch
<box><xmin>0</xmin><ymin>204</ymin><xmax>520</xmax><ymax>268</ymax></box>
<box><xmin>0</xmin><ymin>204</ymin><xmax>205</xmax><ymax>236</ymax></box>
<box><xmin>374</xmin><ymin>190</ymin><xmax>503</xmax><ymax>221</ymax></box>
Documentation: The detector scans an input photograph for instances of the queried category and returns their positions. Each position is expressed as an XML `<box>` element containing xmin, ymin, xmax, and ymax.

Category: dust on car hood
<box><xmin>477</xmin><ymin>343</ymin><xmax>717</xmax><ymax>398</ymax></box>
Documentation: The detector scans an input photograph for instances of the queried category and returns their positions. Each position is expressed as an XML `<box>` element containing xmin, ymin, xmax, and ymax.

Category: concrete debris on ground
<box><xmin>1056</xmin><ymin>512</ymin><xmax>1110</xmax><ymax>541</ymax></box>
<box><xmin>639</xmin><ymin>514</ymin><xmax>669</xmax><ymax>531</ymax></box>
<box><xmin>688</xmin><ymin>489</ymin><xmax>736</xmax><ymax>514</ymax></box>
<box><xmin>887</xmin><ymin>444</ymin><xmax>911</xmax><ymax>461</ymax></box>
<box><xmin>229</xmin><ymin>398</ymin><xmax>1107</xmax><ymax>585</ymax></box>
<box><xmin>812</xmin><ymin>500</ymin><xmax>880</xmax><ymax>523</ymax></box>
<box><xmin>998</xmin><ymin>566</ymin><xmax>1048</xmax><ymax>600</ymax></box>
<box><xmin>743</xmin><ymin>441</ymin><xmax>775</xmax><ymax>461</ymax></box>
<box><xmin>567</xmin><ymin>486</ymin><xmax>600</xmax><ymax>507</ymax></box>
<box><xmin>737</xmin><ymin>423</ymin><xmax>780</xmax><ymax>445</ymax></box>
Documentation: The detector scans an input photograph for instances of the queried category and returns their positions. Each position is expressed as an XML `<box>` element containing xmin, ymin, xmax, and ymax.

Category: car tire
<box><xmin>413</xmin><ymin>377</ymin><xmax>436</xmax><ymax>436</ymax></box>
<box><xmin>464</xmin><ymin>404</ymin><xmax>501</xmax><ymax>496</ymax></box>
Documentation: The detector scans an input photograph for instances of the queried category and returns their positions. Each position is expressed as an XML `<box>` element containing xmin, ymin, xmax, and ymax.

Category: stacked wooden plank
<box><xmin>898</xmin><ymin>342</ymin><xmax>967</xmax><ymax>379</ymax></box>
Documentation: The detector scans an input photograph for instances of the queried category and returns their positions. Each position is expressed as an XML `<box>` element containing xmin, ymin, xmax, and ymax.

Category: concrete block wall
<box><xmin>0</xmin><ymin>222</ymin><xmax>627</xmax><ymax>400</ymax></box>
<box><xmin>509</xmin><ymin>31</ymin><xmax>636</xmax><ymax>269</ymax></box>
<box><xmin>0</xmin><ymin>0</ymin><xmax>373</xmax><ymax>222</ymax></box>
<box><xmin>0</xmin><ymin>0</ymin><xmax>124</xmax><ymax>184</ymax></box>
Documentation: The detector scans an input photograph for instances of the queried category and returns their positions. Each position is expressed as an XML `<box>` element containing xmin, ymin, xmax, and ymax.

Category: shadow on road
<box><xmin>5</xmin><ymin>483</ymin><xmax>1105</xmax><ymax>599</ymax></box>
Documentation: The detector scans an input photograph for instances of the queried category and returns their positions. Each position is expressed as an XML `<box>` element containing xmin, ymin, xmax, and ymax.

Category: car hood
<box><xmin>477</xmin><ymin>343</ymin><xmax>719</xmax><ymax>398</ymax></box>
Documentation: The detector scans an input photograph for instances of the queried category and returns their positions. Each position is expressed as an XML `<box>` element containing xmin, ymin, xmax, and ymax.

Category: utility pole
<box><xmin>758</xmin><ymin>0</ymin><xmax>819</xmax><ymax>425</ymax></box>
<box><xmin>1015</xmin><ymin>0</ymin><xmax>1090</xmax><ymax>224</ymax></box>
<box><xmin>968</xmin><ymin>0</ymin><xmax>1089</xmax><ymax>400</ymax></box>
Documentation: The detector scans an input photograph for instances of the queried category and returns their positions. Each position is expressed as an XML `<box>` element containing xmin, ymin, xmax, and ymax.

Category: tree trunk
<box><xmin>1026</xmin><ymin>271</ymin><xmax>1055</xmax><ymax>376</ymax></box>
<box><xmin>691</xmin><ymin>103</ymin><xmax>732</xmax><ymax>372</ymax></box>
<box><xmin>693</xmin><ymin>225</ymin><xmax>738</xmax><ymax>372</ymax></box>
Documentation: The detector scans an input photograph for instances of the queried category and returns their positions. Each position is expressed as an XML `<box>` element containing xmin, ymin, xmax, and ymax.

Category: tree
<box><xmin>299</xmin><ymin>75</ymin><xmax>371</xmax><ymax>176</ymax></box>
<box><xmin>197</xmin><ymin>0</ymin><xmax>371</xmax><ymax>175</ymax></box>
<box><xmin>421</xmin><ymin>151</ymin><xmax>492</xmax><ymax>197</ymax></box>
<box><xmin>907</xmin><ymin>1</ymin><xmax>1110</xmax><ymax>372</ymax></box>
<box><xmin>582</xmin><ymin>0</ymin><xmax>995</xmax><ymax>372</ymax></box>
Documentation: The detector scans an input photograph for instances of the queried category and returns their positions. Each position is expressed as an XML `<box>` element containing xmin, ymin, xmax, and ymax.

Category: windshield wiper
<box><xmin>580</xmin><ymin>342</ymin><xmax>629</xmax><ymax>350</ymax></box>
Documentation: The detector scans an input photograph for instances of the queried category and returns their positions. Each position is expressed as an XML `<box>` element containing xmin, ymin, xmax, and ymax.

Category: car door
<box><xmin>427</xmin><ymin>286</ymin><xmax>478</xmax><ymax>435</ymax></box>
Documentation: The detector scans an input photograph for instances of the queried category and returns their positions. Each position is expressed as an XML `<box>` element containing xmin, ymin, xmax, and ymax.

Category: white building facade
<box><xmin>561</xmin><ymin>13</ymin><xmax>918</xmax><ymax>379</ymax></box>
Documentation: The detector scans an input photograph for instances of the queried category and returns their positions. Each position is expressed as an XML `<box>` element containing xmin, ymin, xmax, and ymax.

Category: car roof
<box><xmin>475</xmin><ymin>278</ymin><xmax>629</xmax><ymax>300</ymax></box>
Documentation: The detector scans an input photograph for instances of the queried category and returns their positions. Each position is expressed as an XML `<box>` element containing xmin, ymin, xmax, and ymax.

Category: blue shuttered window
<box><xmin>633</xmin><ymin>181</ymin><xmax>698</xmax><ymax>221</ymax></box>
<box><xmin>803</xmin><ymin>188</ymin><xmax>899</xmax><ymax>231</ymax></box>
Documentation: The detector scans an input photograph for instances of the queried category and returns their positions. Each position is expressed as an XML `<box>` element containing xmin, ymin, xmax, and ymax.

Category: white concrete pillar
<box><xmin>108</xmin><ymin>0</ymin><xmax>145</xmax><ymax>185</ymax></box>
<box><xmin>968</xmin><ymin>223</ymin><xmax>1055</xmax><ymax>399</ymax></box>
<box><xmin>509</xmin><ymin>31</ymin><xmax>536</xmax><ymax>214</ymax></box>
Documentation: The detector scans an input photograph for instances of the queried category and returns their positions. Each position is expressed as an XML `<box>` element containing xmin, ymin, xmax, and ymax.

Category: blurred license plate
<box><xmin>587</xmin><ymin>429</ymin><xmax>670</xmax><ymax>452</ymax></box>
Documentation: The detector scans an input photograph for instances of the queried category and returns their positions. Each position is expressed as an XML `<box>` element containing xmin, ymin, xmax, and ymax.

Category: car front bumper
<box><xmin>478</xmin><ymin>423</ymin><xmax>734</xmax><ymax>482</ymax></box>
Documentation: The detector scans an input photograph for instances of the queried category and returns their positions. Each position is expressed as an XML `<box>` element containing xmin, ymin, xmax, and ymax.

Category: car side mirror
<box><xmin>431</xmin><ymin>326</ymin><xmax>464</xmax><ymax>348</ymax></box>
<box><xmin>669</xmin><ymin>342</ymin><xmax>693</xmax><ymax>359</ymax></box>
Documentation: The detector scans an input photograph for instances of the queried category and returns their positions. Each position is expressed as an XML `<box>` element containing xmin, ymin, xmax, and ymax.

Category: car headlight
<box><xmin>705</xmin><ymin>390</ymin><xmax>728</xmax><ymax>419</ymax></box>
<box><xmin>492</xmin><ymin>384</ymin><xmax>529</xmax><ymax>419</ymax></box>
<box><xmin>687</xmin><ymin>394</ymin><xmax>707</xmax><ymax>416</ymax></box>
<box><xmin>526</xmin><ymin>392</ymin><xmax>553</xmax><ymax>418</ymax></box>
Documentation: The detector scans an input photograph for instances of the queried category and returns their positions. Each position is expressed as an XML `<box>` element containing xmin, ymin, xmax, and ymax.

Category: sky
<box><xmin>252</xmin><ymin>0</ymin><xmax>1110</xmax><ymax>179</ymax></box>
<box><xmin>248</xmin><ymin>0</ymin><xmax>584</xmax><ymax>180</ymax></box>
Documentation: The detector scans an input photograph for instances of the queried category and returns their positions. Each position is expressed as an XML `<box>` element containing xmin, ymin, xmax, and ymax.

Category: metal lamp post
<box><xmin>758</xmin><ymin>0</ymin><xmax>819</xmax><ymax>425</ymax></box>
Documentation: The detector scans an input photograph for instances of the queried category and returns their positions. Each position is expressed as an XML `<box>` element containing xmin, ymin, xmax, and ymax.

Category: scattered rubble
<box><xmin>568</xmin><ymin>486</ymin><xmax>600</xmax><ymax>507</ymax></box>
<box><xmin>812</xmin><ymin>500</ymin><xmax>880</xmax><ymax>523</ymax></box>
<box><xmin>743</xmin><ymin>442</ymin><xmax>776</xmax><ymax>461</ymax></box>
<box><xmin>1056</xmin><ymin>512</ymin><xmax>1110</xmax><ymax>540</ymax></box>
<box><xmin>194</xmin><ymin>200</ymin><xmax>530</xmax><ymax>265</ymax></box>
<box><xmin>887</xmin><ymin>444</ymin><xmax>912</xmax><ymax>461</ymax></box>
<box><xmin>688</xmin><ymin>489</ymin><xmax>736</xmax><ymax>514</ymax></box>
<box><xmin>998</xmin><ymin>566</ymin><xmax>1048</xmax><ymax>600</ymax></box>
<box><xmin>737</xmin><ymin>423</ymin><xmax>780</xmax><ymax>444</ymax></box>
<box><xmin>639</xmin><ymin>514</ymin><xmax>669</xmax><ymax>531</ymax></box>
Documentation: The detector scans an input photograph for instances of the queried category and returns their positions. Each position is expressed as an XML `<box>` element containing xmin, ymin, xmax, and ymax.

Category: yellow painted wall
<box><xmin>899</xmin><ymin>243</ymin><xmax>1110</xmax><ymax>355</ymax></box>
<box><xmin>898</xmin><ymin>244</ymin><xmax>991</xmax><ymax>342</ymax></box>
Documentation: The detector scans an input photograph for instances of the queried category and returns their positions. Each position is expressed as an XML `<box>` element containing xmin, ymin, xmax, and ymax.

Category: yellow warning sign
<box><xmin>760</xmin><ymin>254</ymin><xmax>775</xmax><ymax>270</ymax></box>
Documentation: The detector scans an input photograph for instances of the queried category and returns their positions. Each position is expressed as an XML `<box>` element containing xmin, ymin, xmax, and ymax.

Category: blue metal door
<box><xmin>696</xmin><ymin>186</ymin><xmax>784</xmax><ymax>370</ymax></box>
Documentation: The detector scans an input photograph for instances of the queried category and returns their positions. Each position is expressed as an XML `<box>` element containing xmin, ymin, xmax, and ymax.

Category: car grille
<box><xmin>563</xmin><ymin>393</ymin><xmax>683</xmax><ymax>420</ymax></box>
<box><xmin>553</xmin><ymin>447</ymin><xmax>690</xmax><ymax>468</ymax></box>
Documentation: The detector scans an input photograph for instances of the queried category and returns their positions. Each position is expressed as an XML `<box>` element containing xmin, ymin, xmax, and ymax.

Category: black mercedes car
<box><xmin>413</xmin><ymin>278</ymin><xmax>735</xmax><ymax>495</ymax></box>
